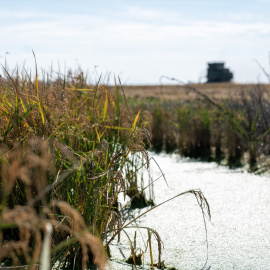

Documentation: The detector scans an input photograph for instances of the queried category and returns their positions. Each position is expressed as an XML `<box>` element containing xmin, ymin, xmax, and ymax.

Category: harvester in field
<box><xmin>207</xmin><ymin>62</ymin><xmax>233</xmax><ymax>83</ymax></box>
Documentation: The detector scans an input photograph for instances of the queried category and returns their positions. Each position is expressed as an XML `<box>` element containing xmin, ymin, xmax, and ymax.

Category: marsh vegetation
<box><xmin>127</xmin><ymin>83</ymin><xmax>270</xmax><ymax>173</ymax></box>
<box><xmin>0</xmin><ymin>63</ymin><xmax>211</xmax><ymax>270</ymax></box>
<box><xmin>0</xmin><ymin>64</ymin><xmax>154</xmax><ymax>269</ymax></box>
<box><xmin>1</xmin><ymin>60</ymin><xmax>269</xmax><ymax>269</ymax></box>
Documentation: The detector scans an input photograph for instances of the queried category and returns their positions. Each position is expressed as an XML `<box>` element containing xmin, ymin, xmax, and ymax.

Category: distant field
<box><xmin>121</xmin><ymin>83</ymin><xmax>270</xmax><ymax>101</ymax></box>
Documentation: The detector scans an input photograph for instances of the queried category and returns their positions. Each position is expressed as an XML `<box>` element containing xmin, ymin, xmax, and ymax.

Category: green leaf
<box><xmin>2</xmin><ymin>102</ymin><xmax>39</xmax><ymax>137</ymax></box>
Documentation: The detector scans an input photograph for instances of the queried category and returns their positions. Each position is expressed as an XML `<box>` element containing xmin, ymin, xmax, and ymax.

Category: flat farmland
<box><xmin>120</xmin><ymin>83</ymin><xmax>270</xmax><ymax>101</ymax></box>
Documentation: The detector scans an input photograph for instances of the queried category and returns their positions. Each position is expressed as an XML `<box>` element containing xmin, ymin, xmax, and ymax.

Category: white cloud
<box><xmin>123</xmin><ymin>6</ymin><xmax>181</xmax><ymax>24</ymax></box>
<box><xmin>228</xmin><ymin>12</ymin><xmax>261</xmax><ymax>21</ymax></box>
<box><xmin>1</xmin><ymin>7</ymin><xmax>270</xmax><ymax>84</ymax></box>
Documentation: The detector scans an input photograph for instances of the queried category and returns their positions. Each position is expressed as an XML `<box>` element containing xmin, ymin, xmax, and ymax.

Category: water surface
<box><xmin>109</xmin><ymin>153</ymin><xmax>270</xmax><ymax>270</ymax></box>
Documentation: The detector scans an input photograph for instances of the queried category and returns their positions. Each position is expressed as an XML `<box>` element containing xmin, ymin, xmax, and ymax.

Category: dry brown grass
<box><xmin>0</xmin><ymin>139</ymin><xmax>107</xmax><ymax>270</ymax></box>
<box><xmin>121</xmin><ymin>83</ymin><xmax>270</xmax><ymax>101</ymax></box>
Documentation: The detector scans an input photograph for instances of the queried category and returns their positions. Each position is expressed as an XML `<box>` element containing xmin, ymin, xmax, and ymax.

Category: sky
<box><xmin>1</xmin><ymin>0</ymin><xmax>270</xmax><ymax>85</ymax></box>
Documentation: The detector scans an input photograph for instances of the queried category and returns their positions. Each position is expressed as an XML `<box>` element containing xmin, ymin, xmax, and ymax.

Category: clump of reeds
<box><xmin>131</xmin><ymin>82</ymin><xmax>270</xmax><ymax>172</ymax></box>
<box><xmin>0</xmin><ymin>62</ymin><xmax>214</xmax><ymax>269</ymax></box>
<box><xmin>150</xmin><ymin>102</ymin><xmax>178</xmax><ymax>154</ymax></box>
<box><xmin>0</xmin><ymin>140</ymin><xmax>107</xmax><ymax>270</ymax></box>
<box><xmin>0</xmin><ymin>64</ymin><xmax>155</xmax><ymax>269</ymax></box>
<box><xmin>176</xmin><ymin>102</ymin><xmax>212</xmax><ymax>160</ymax></box>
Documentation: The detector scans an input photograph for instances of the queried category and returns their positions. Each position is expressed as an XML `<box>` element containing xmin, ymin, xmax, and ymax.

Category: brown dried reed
<box><xmin>0</xmin><ymin>139</ymin><xmax>107</xmax><ymax>269</ymax></box>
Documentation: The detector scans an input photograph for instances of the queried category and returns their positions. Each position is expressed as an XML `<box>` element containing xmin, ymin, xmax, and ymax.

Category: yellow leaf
<box><xmin>103</xmin><ymin>125</ymin><xmax>131</xmax><ymax>131</ymax></box>
<box><xmin>132</xmin><ymin>110</ymin><xmax>140</xmax><ymax>131</ymax></box>
<box><xmin>102</xmin><ymin>88</ymin><xmax>108</xmax><ymax>121</ymax></box>
<box><xmin>20</xmin><ymin>97</ymin><xmax>27</xmax><ymax>113</ymax></box>
<box><xmin>95</xmin><ymin>125</ymin><xmax>100</xmax><ymax>142</ymax></box>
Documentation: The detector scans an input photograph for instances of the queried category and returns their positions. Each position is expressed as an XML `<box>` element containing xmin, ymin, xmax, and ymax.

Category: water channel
<box><xmin>108</xmin><ymin>152</ymin><xmax>270</xmax><ymax>270</ymax></box>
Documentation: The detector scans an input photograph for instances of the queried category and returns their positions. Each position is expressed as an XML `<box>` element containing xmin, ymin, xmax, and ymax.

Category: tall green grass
<box><xmin>0</xmin><ymin>66</ymin><xmax>154</xmax><ymax>269</ymax></box>
<box><xmin>0</xmin><ymin>65</ymin><xmax>212</xmax><ymax>270</ymax></box>
<box><xmin>0</xmin><ymin>64</ymin><xmax>214</xmax><ymax>270</ymax></box>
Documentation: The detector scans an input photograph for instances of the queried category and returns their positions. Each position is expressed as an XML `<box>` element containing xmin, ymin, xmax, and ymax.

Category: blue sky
<box><xmin>1</xmin><ymin>0</ymin><xmax>270</xmax><ymax>84</ymax></box>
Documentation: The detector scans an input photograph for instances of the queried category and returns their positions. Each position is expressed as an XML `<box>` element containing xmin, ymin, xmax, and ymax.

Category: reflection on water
<box><xmin>109</xmin><ymin>153</ymin><xmax>270</xmax><ymax>270</ymax></box>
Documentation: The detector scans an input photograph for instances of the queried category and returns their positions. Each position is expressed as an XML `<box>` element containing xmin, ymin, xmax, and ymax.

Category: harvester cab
<box><xmin>207</xmin><ymin>62</ymin><xmax>233</xmax><ymax>83</ymax></box>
